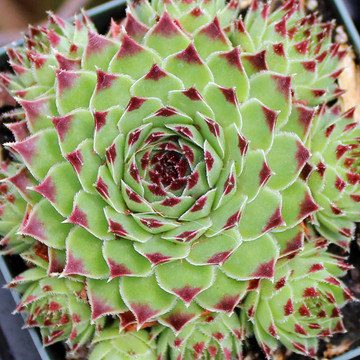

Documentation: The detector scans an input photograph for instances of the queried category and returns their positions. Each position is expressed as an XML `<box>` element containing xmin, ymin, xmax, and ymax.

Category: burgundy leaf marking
<box><xmin>193</xmin><ymin>342</ymin><xmax>205</xmax><ymax>355</ymax></box>
<box><xmin>313</xmin><ymin>89</ymin><xmax>326</xmax><ymax>97</ymax></box>
<box><xmin>224</xmin><ymin>173</ymin><xmax>235</xmax><ymax>195</ymax></box>
<box><xmin>297</xmin><ymin>106</ymin><xmax>314</xmax><ymax>135</ymax></box>
<box><xmin>303</xmin><ymin>287</ymin><xmax>319</xmax><ymax>298</ymax></box>
<box><xmin>174</xmin><ymin>286</ymin><xmax>202</xmax><ymax>303</ymax></box>
<box><xmin>275</xmin><ymin>277</ymin><xmax>286</xmax><ymax>290</ymax></box>
<box><xmin>126</xmin><ymin>97</ymin><xmax>147</xmax><ymax>112</ymax></box>
<box><xmin>108</xmin><ymin>259</ymin><xmax>132</xmax><ymax>278</ymax></box>
<box><xmin>175</xmin><ymin>231</ymin><xmax>198</xmax><ymax>242</ymax></box>
<box><xmin>20</xmin><ymin>98</ymin><xmax>47</xmax><ymax>126</ymax></box>
<box><xmin>164</xmin><ymin>312</ymin><xmax>195</xmax><ymax>332</ymax></box>
<box><xmin>155</xmin><ymin>107</ymin><xmax>177</xmax><ymax>117</ymax></box>
<box><xmin>153</xmin><ymin>10</ymin><xmax>181</xmax><ymax>37</ymax></box>
<box><xmin>34</xmin><ymin>176</ymin><xmax>56</xmax><ymax>202</ymax></box>
<box><xmin>220</xmin><ymin>87</ymin><xmax>237</xmax><ymax>105</ymax></box>
<box><xmin>295</xmin><ymin>324</ymin><xmax>308</xmax><ymax>335</ymax></box>
<box><xmin>125</xmin><ymin>12</ymin><xmax>149</xmax><ymax>40</ymax></box>
<box><xmin>55</xmin><ymin>53</ymin><xmax>80</xmax><ymax>70</ymax></box>
<box><xmin>140</xmin><ymin>218</ymin><xmax>163</xmax><ymax>229</ymax></box>
<box><xmin>269</xmin><ymin>323</ymin><xmax>278</xmax><ymax>337</ymax></box>
<box><xmin>176</xmin><ymin>44</ymin><xmax>202</xmax><ymax>64</ymax></box>
<box><xmin>95</xmin><ymin>177</ymin><xmax>109</xmax><ymax>198</ymax></box>
<box><xmin>56</xmin><ymin>69</ymin><xmax>79</xmax><ymax>96</ymax></box>
<box><xmin>298</xmin><ymin>192</ymin><xmax>319</xmax><ymax>219</ymax></box>
<box><xmin>96</xmin><ymin>69</ymin><xmax>118</xmax><ymax>91</ymax></box>
<box><xmin>207</xmin><ymin>251</ymin><xmax>231</xmax><ymax>264</ymax></box>
<box><xmin>292</xmin><ymin>342</ymin><xmax>306</xmax><ymax>354</ymax></box>
<box><xmin>148</xmin><ymin>184</ymin><xmax>167</xmax><ymax>196</ymax></box>
<box><xmin>66</xmin><ymin>150</ymin><xmax>83</xmax><ymax>174</ymax></box>
<box><xmin>204</xmin><ymin>117</ymin><xmax>220</xmax><ymax>137</ymax></box>
<box><xmin>271</xmin><ymin>74</ymin><xmax>291</xmax><ymax>101</ymax></box>
<box><xmin>223</xmin><ymin>210</ymin><xmax>242</xmax><ymax>230</ymax></box>
<box><xmin>145</xmin><ymin>64</ymin><xmax>167</xmax><ymax>81</ymax></box>
<box><xmin>295</xmin><ymin>141</ymin><xmax>310</xmax><ymax>170</ymax></box>
<box><xmin>251</xmin><ymin>259</ymin><xmax>275</xmax><ymax>278</ymax></box>
<box><xmin>145</xmin><ymin>252</ymin><xmax>171</xmax><ymax>265</ymax></box>
<box><xmin>200</xmin><ymin>17</ymin><xmax>227</xmax><ymax>43</ymax></box>
<box><xmin>7</xmin><ymin>167</ymin><xmax>32</xmax><ymax>195</ymax></box>
<box><xmin>259</xmin><ymin>161</ymin><xmax>271</xmax><ymax>186</ymax></box>
<box><xmin>294</xmin><ymin>40</ymin><xmax>310</xmax><ymax>55</ymax></box>
<box><xmin>130</xmin><ymin>303</ymin><xmax>158</xmax><ymax>325</ymax></box>
<box><xmin>190</xmin><ymin>195</ymin><xmax>207</xmax><ymax>212</ymax></box>
<box><xmin>94</xmin><ymin>111</ymin><xmax>107</xmax><ymax>131</ymax></box>
<box><xmin>86</xmin><ymin>32</ymin><xmax>114</xmax><ymax>55</ymax></box>
<box><xmin>248</xmin><ymin>279</ymin><xmax>261</xmax><ymax>290</ymax></box>
<box><xmin>21</xmin><ymin>214</ymin><xmax>46</xmax><ymax>240</ymax></box>
<box><xmin>161</xmin><ymin>198</ymin><xmax>181</xmax><ymax>207</ymax></box>
<box><xmin>273</xmin><ymin>43</ymin><xmax>285</xmax><ymax>56</ymax></box>
<box><xmin>204</xmin><ymin>151</ymin><xmax>214</xmax><ymax>170</ymax></box>
<box><xmin>64</xmin><ymin>252</ymin><xmax>88</xmax><ymax>275</ymax></box>
<box><xmin>6</xmin><ymin>121</ymin><xmax>30</xmax><ymax>142</ymax></box>
<box><xmin>243</xmin><ymin>50</ymin><xmax>268</xmax><ymax>72</ymax></box>
<box><xmin>298</xmin><ymin>303</ymin><xmax>311</xmax><ymax>316</ymax></box>
<box><xmin>213</xmin><ymin>294</ymin><xmax>239</xmax><ymax>313</ymax></box>
<box><xmin>106</xmin><ymin>143</ymin><xmax>117</xmax><ymax>164</ymax></box>
<box><xmin>174</xmin><ymin>126</ymin><xmax>193</xmax><ymax>138</ymax></box>
<box><xmin>117</xmin><ymin>34</ymin><xmax>143</xmax><ymax>58</ymax></box>
<box><xmin>220</xmin><ymin>47</ymin><xmax>243</xmax><ymax>71</ymax></box>
<box><xmin>263</xmin><ymin>207</ymin><xmax>284</xmax><ymax>232</ymax></box>
<box><xmin>284</xmin><ymin>299</ymin><xmax>294</xmax><ymax>316</ymax></box>
<box><xmin>262</xmin><ymin>106</ymin><xmax>277</xmax><ymax>131</ymax></box>
<box><xmin>238</xmin><ymin>134</ymin><xmax>248</xmax><ymax>155</ymax></box>
<box><xmin>52</xmin><ymin>114</ymin><xmax>73</xmax><ymax>142</ymax></box>
<box><xmin>183</xmin><ymin>87</ymin><xmax>202</xmax><ymax>101</ymax></box>
<box><xmin>108</xmin><ymin>219</ymin><xmax>128</xmax><ymax>236</ymax></box>
<box><xmin>128</xmin><ymin>128</ymin><xmax>142</xmax><ymax>146</ymax></box>
<box><xmin>11</xmin><ymin>137</ymin><xmax>37</xmax><ymax>165</ymax></box>
<box><xmin>302</xmin><ymin>61</ymin><xmax>316</xmax><ymax>72</ymax></box>
<box><xmin>68</xmin><ymin>206</ymin><xmax>88</xmax><ymax>228</ymax></box>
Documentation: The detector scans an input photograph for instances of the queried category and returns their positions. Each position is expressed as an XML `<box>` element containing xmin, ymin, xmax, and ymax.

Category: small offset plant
<box><xmin>0</xmin><ymin>0</ymin><xmax>358</xmax><ymax>358</ymax></box>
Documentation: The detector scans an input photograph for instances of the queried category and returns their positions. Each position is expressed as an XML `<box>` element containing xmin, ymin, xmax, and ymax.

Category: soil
<box><xmin>0</xmin><ymin>0</ymin><xmax>359</xmax><ymax>359</ymax></box>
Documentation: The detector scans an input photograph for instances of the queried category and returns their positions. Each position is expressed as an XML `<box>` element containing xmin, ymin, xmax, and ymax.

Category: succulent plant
<box><xmin>308</xmin><ymin>104</ymin><xmax>360</xmax><ymax>249</ymax></box>
<box><xmin>0</xmin><ymin>0</ymin><xmax>357</xmax><ymax>358</ymax></box>
<box><xmin>243</xmin><ymin>239</ymin><xmax>354</xmax><ymax>358</ymax></box>
<box><xmin>0</xmin><ymin>160</ymin><xmax>35</xmax><ymax>255</ymax></box>
<box><xmin>153</xmin><ymin>311</ymin><xmax>247</xmax><ymax>360</ymax></box>
<box><xmin>7</xmin><ymin>253</ymin><xmax>103</xmax><ymax>353</ymax></box>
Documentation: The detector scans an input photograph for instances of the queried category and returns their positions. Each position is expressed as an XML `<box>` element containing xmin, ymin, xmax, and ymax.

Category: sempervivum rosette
<box><xmin>1</xmin><ymin>0</ymin><xmax>325</xmax><ymax>330</ymax></box>
<box><xmin>153</xmin><ymin>312</ymin><xmax>248</xmax><ymax>360</ymax></box>
<box><xmin>243</xmin><ymin>239</ymin><xmax>354</xmax><ymax>358</ymax></box>
<box><xmin>0</xmin><ymin>161</ymin><xmax>36</xmax><ymax>254</ymax></box>
<box><xmin>0</xmin><ymin>0</ymin><xmax>357</xmax><ymax>358</ymax></box>
<box><xmin>8</xmin><ymin>260</ymin><xmax>103</xmax><ymax>353</ymax></box>
<box><xmin>308</xmin><ymin>104</ymin><xmax>360</xmax><ymax>249</ymax></box>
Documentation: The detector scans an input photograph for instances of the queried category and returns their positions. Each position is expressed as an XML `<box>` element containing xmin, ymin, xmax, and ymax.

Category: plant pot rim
<box><xmin>0</xmin><ymin>0</ymin><xmax>359</xmax><ymax>359</ymax></box>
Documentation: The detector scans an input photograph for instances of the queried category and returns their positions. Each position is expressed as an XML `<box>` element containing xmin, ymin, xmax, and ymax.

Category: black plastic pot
<box><xmin>0</xmin><ymin>0</ymin><xmax>359</xmax><ymax>360</ymax></box>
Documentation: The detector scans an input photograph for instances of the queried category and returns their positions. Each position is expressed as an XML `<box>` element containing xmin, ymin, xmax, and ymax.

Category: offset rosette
<box><xmin>89</xmin><ymin>321</ymin><xmax>157</xmax><ymax>360</ymax></box>
<box><xmin>0</xmin><ymin>161</ymin><xmax>37</xmax><ymax>255</ymax></box>
<box><xmin>154</xmin><ymin>312</ymin><xmax>247</xmax><ymax>360</ymax></box>
<box><xmin>243</xmin><ymin>240</ymin><xmax>354</xmax><ymax>359</ymax></box>
<box><xmin>230</xmin><ymin>0</ymin><xmax>346</xmax><ymax>106</ymax></box>
<box><xmin>8</xmin><ymin>262</ymin><xmax>102</xmax><ymax>352</ymax></box>
<box><xmin>308</xmin><ymin>105</ymin><xmax>360</xmax><ymax>249</ymax></box>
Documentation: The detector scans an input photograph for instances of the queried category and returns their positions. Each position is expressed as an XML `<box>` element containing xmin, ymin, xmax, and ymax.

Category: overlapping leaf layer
<box><xmin>0</xmin><ymin>0</ymin><xmax>358</xmax><ymax>358</ymax></box>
